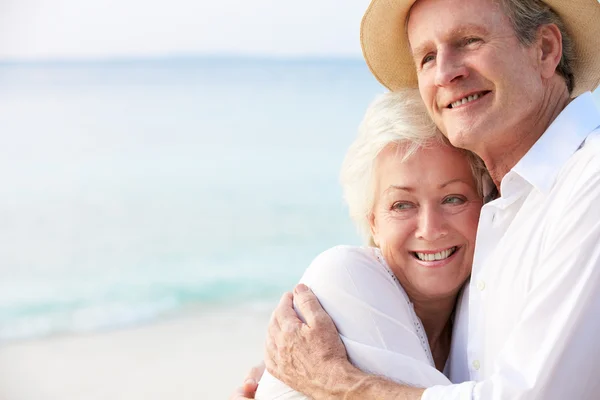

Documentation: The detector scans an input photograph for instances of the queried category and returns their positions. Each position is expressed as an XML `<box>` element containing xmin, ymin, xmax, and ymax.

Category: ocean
<box><xmin>0</xmin><ymin>57</ymin><xmax>384</xmax><ymax>341</ymax></box>
<box><xmin>1</xmin><ymin>58</ymin><xmax>599</xmax><ymax>343</ymax></box>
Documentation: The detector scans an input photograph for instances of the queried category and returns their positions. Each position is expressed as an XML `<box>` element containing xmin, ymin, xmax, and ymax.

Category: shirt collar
<box><xmin>510</xmin><ymin>92</ymin><xmax>600</xmax><ymax>194</ymax></box>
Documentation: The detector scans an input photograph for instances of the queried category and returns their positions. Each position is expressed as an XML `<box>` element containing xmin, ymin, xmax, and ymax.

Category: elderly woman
<box><xmin>236</xmin><ymin>89</ymin><xmax>489</xmax><ymax>400</ymax></box>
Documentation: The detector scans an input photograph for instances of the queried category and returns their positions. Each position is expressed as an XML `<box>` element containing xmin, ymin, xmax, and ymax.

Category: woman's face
<box><xmin>370</xmin><ymin>141</ymin><xmax>482</xmax><ymax>303</ymax></box>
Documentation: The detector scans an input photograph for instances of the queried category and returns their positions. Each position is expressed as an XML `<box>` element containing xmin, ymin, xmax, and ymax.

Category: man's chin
<box><xmin>433</xmin><ymin>117</ymin><xmax>479</xmax><ymax>150</ymax></box>
<box><xmin>445</xmin><ymin>128</ymin><xmax>478</xmax><ymax>151</ymax></box>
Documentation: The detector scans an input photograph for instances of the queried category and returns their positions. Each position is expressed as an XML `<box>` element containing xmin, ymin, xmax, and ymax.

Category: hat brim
<box><xmin>360</xmin><ymin>0</ymin><xmax>600</xmax><ymax>97</ymax></box>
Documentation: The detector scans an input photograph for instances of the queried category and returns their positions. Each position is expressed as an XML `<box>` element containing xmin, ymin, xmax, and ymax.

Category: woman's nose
<box><xmin>415</xmin><ymin>207</ymin><xmax>449</xmax><ymax>241</ymax></box>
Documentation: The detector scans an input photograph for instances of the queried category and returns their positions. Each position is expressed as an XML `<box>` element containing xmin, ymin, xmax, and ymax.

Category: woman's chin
<box><xmin>413</xmin><ymin>277</ymin><xmax>466</xmax><ymax>301</ymax></box>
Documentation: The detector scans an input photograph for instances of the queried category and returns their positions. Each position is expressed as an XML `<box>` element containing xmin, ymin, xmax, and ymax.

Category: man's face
<box><xmin>407</xmin><ymin>0</ymin><xmax>545</xmax><ymax>153</ymax></box>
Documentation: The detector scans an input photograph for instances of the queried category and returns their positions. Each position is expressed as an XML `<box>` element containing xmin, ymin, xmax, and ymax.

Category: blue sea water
<box><xmin>0</xmin><ymin>57</ymin><xmax>384</xmax><ymax>341</ymax></box>
<box><xmin>1</xmin><ymin>59</ymin><xmax>599</xmax><ymax>342</ymax></box>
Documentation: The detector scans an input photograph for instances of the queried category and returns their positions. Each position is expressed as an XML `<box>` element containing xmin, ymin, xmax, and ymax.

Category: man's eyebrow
<box><xmin>410</xmin><ymin>24</ymin><xmax>489</xmax><ymax>59</ymax></box>
<box><xmin>452</xmin><ymin>24</ymin><xmax>489</xmax><ymax>38</ymax></box>
<box><xmin>410</xmin><ymin>43</ymin><xmax>431</xmax><ymax>60</ymax></box>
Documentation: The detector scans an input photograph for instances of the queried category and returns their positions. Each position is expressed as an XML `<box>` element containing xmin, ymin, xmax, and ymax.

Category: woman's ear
<box><xmin>368</xmin><ymin>211</ymin><xmax>379</xmax><ymax>247</ymax></box>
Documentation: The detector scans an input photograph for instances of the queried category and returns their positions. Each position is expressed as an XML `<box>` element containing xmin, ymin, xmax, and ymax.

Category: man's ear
<box><xmin>537</xmin><ymin>23</ymin><xmax>563</xmax><ymax>80</ymax></box>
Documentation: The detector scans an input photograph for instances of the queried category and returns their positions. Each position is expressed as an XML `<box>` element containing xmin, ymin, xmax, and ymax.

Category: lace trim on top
<box><xmin>370</xmin><ymin>247</ymin><xmax>436</xmax><ymax>368</ymax></box>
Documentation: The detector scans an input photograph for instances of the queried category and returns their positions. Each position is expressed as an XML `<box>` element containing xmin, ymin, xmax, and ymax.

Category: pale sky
<box><xmin>0</xmin><ymin>0</ymin><xmax>368</xmax><ymax>61</ymax></box>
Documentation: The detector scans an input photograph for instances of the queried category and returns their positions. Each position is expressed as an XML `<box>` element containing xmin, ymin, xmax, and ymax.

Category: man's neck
<box><xmin>479</xmin><ymin>83</ymin><xmax>571</xmax><ymax>189</ymax></box>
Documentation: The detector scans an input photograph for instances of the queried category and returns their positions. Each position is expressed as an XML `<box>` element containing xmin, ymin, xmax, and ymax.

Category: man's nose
<box><xmin>434</xmin><ymin>49</ymin><xmax>468</xmax><ymax>87</ymax></box>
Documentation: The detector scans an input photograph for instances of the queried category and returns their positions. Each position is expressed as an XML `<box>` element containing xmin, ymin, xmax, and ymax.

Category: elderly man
<box><xmin>234</xmin><ymin>0</ymin><xmax>600</xmax><ymax>399</ymax></box>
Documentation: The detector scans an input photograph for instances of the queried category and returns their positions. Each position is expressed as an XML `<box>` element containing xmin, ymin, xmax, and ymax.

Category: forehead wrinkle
<box><xmin>452</xmin><ymin>24</ymin><xmax>489</xmax><ymax>37</ymax></box>
<box><xmin>408</xmin><ymin>8</ymin><xmax>492</xmax><ymax>55</ymax></box>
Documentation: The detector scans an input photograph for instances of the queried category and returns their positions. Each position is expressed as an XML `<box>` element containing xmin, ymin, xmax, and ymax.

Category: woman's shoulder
<box><xmin>310</xmin><ymin>245</ymin><xmax>382</xmax><ymax>267</ymax></box>
<box><xmin>301</xmin><ymin>245</ymin><xmax>407</xmax><ymax>302</ymax></box>
<box><xmin>304</xmin><ymin>245</ymin><xmax>386</xmax><ymax>280</ymax></box>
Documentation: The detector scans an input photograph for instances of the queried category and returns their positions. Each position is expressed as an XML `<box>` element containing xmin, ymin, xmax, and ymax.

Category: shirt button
<box><xmin>477</xmin><ymin>280</ymin><xmax>486</xmax><ymax>291</ymax></box>
<box><xmin>472</xmin><ymin>360</ymin><xmax>481</xmax><ymax>370</ymax></box>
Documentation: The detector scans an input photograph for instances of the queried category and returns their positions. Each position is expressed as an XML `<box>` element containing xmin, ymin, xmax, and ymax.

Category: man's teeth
<box><xmin>415</xmin><ymin>247</ymin><xmax>457</xmax><ymax>261</ymax></box>
<box><xmin>450</xmin><ymin>93</ymin><xmax>481</xmax><ymax>108</ymax></box>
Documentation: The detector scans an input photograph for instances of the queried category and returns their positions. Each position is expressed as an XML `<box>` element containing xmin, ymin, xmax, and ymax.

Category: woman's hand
<box><xmin>229</xmin><ymin>362</ymin><xmax>265</xmax><ymax>400</ymax></box>
<box><xmin>265</xmin><ymin>284</ymin><xmax>350</xmax><ymax>397</ymax></box>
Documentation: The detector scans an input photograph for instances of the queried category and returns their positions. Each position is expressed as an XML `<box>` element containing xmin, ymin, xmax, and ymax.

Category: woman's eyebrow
<box><xmin>439</xmin><ymin>178</ymin><xmax>469</xmax><ymax>189</ymax></box>
<box><xmin>384</xmin><ymin>185</ymin><xmax>415</xmax><ymax>194</ymax></box>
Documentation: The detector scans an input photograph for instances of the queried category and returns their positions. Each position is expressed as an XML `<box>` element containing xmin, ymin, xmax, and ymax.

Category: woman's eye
<box><xmin>392</xmin><ymin>202</ymin><xmax>415</xmax><ymax>211</ymax></box>
<box><xmin>443</xmin><ymin>196</ymin><xmax>466</xmax><ymax>205</ymax></box>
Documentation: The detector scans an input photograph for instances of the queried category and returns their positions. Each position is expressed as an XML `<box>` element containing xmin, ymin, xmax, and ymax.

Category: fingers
<box><xmin>274</xmin><ymin>292</ymin><xmax>302</xmax><ymax>332</ymax></box>
<box><xmin>241</xmin><ymin>378</ymin><xmax>258</xmax><ymax>397</ymax></box>
<box><xmin>266</xmin><ymin>292</ymin><xmax>299</xmax><ymax>375</ymax></box>
<box><xmin>262</xmin><ymin>287</ymin><xmax>349</xmax><ymax>395</ymax></box>
<box><xmin>229</xmin><ymin>385</ymin><xmax>254</xmax><ymax>400</ymax></box>
<box><xmin>229</xmin><ymin>362</ymin><xmax>264</xmax><ymax>400</ymax></box>
<box><xmin>242</xmin><ymin>362</ymin><xmax>264</xmax><ymax>393</ymax></box>
<box><xmin>264</xmin><ymin>334</ymin><xmax>276</xmax><ymax>375</ymax></box>
<box><xmin>293</xmin><ymin>284</ymin><xmax>333</xmax><ymax>329</ymax></box>
<box><xmin>245</xmin><ymin>362</ymin><xmax>265</xmax><ymax>382</ymax></box>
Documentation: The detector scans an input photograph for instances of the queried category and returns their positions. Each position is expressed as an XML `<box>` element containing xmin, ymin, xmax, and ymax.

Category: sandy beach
<box><xmin>0</xmin><ymin>305</ymin><xmax>273</xmax><ymax>400</ymax></box>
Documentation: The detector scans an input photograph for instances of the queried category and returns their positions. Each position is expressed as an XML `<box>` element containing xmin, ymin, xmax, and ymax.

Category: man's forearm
<box><xmin>309</xmin><ymin>361</ymin><xmax>425</xmax><ymax>400</ymax></box>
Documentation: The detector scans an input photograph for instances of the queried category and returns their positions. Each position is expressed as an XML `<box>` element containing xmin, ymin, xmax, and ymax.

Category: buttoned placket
<box><xmin>467</xmin><ymin>203</ymin><xmax>496</xmax><ymax>380</ymax></box>
<box><xmin>466</xmin><ymin>172</ymin><xmax>531</xmax><ymax>380</ymax></box>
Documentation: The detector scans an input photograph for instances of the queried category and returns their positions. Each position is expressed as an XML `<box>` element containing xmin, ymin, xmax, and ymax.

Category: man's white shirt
<box><xmin>423</xmin><ymin>92</ymin><xmax>600</xmax><ymax>399</ymax></box>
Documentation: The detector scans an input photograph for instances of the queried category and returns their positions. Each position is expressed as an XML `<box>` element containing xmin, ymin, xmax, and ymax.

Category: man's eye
<box><xmin>464</xmin><ymin>37</ymin><xmax>481</xmax><ymax>46</ymax></box>
<box><xmin>422</xmin><ymin>54</ymin><xmax>435</xmax><ymax>65</ymax></box>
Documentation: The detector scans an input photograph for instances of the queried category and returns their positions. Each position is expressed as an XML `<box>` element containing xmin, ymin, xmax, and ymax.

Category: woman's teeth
<box><xmin>414</xmin><ymin>247</ymin><xmax>457</xmax><ymax>261</ymax></box>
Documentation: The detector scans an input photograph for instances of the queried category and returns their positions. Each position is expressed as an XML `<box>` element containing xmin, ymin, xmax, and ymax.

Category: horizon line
<box><xmin>0</xmin><ymin>52</ymin><xmax>366</xmax><ymax>66</ymax></box>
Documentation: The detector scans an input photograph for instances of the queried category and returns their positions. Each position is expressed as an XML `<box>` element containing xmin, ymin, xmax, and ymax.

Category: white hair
<box><xmin>340</xmin><ymin>89</ymin><xmax>488</xmax><ymax>245</ymax></box>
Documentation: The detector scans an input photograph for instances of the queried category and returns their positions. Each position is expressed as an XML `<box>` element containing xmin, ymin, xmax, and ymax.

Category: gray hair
<box><xmin>497</xmin><ymin>0</ymin><xmax>575</xmax><ymax>94</ymax></box>
<box><xmin>340</xmin><ymin>89</ymin><xmax>489</xmax><ymax>245</ymax></box>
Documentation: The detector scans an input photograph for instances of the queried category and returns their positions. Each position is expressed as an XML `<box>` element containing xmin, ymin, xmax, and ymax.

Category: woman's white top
<box><xmin>256</xmin><ymin>246</ymin><xmax>451</xmax><ymax>399</ymax></box>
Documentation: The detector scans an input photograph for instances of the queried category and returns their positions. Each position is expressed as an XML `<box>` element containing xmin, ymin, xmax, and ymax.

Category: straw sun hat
<box><xmin>360</xmin><ymin>0</ymin><xmax>600</xmax><ymax>97</ymax></box>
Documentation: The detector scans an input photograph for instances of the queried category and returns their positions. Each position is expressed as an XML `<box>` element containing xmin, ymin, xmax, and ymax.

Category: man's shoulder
<box><xmin>580</xmin><ymin>127</ymin><xmax>600</xmax><ymax>153</ymax></box>
<box><xmin>544</xmin><ymin>127</ymin><xmax>600</xmax><ymax>214</ymax></box>
<box><xmin>559</xmin><ymin>127</ymin><xmax>600</xmax><ymax>184</ymax></box>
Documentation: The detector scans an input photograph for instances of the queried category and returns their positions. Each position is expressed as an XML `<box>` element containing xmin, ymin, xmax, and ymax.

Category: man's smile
<box><xmin>445</xmin><ymin>91</ymin><xmax>491</xmax><ymax>109</ymax></box>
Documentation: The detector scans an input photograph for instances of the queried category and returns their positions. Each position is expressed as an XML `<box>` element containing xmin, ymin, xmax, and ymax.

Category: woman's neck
<box><xmin>412</xmin><ymin>295</ymin><xmax>456</xmax><ymax>371</ymax></box>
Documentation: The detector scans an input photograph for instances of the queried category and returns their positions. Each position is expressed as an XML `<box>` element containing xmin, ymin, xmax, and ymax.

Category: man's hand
<box><xmin>265</xmin><ymin>284</ymin><xmax>350</xmax><ymax>397</ymax></box>
<box><xmin>229</xmin><ymin>362</ymin><xmax>265</xmax><ymax>400</ymax></box>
